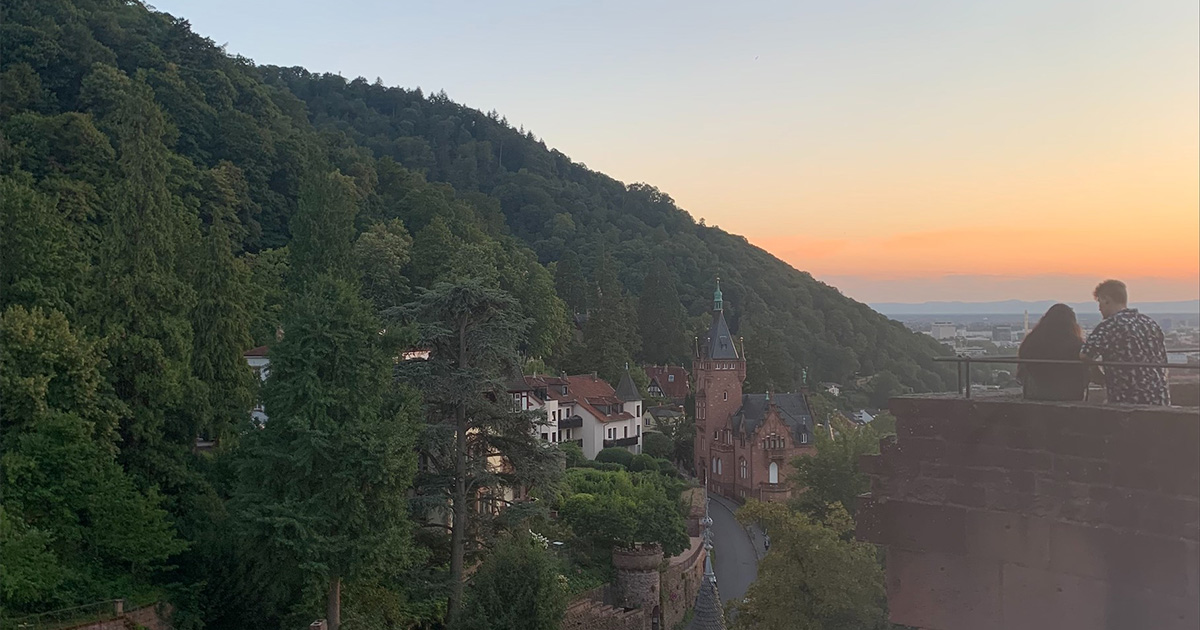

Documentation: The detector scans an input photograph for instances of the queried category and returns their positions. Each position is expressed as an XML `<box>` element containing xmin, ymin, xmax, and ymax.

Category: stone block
<box><xmin>999</xmin><ymin>563</ymin><xmax>1108</xmax><ymax>630</ymax></box>
<box><xmin>885</xmin><ymin>548</ymin><xmax>1003</xmax><ymax>630</ymax></box>
<box><xmin>1049</xmin><ymin>521</ymin><xmax>1190</xmax><ymax>597</ymax></box>
<box><xmin>965</xmin><ymin>510</ymin><xmax>1051</xmax><ymax>569</ymax></box>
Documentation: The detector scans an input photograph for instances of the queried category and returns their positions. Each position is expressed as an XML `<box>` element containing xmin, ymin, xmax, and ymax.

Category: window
<box><xmin>712</xmin><ymin>459</ymin><xmax>718</xmax><ymax>473</ymax></box>
<box><xmin>637</xmin><ymin>424</ymin><xmax>641</xmax><ymax>436</ymax></box>
<box><xmin>623</xmin><ymin>426</ymin><xmax>628</xmax><ymax>438</ymax></box>
<box><xmin>739</xmin><ymin>457</ymin><xmax>747</xmax><ymax>479</ymax></box>
<box><xmin>717</xmin><ymin>458</ymin><xmax>723</xmax><ymax>475</ymax></box>
<box><xmin>636</xmin><ymin>404</ymin><xmax>640</xmax><ymax>416</ymax></box>
<box><xmin>566</xmin><ymin>429</ymin><xmax>573</xmax><ymax>439</ymax></box>
<box><xmin>723</xmin><ymin>391</ymin><xmax>728</xmax><ymax>401</ymax></box>
<box><xmin>769</xmin><ymin>462</ymin><xmax>779</xmax><ymax>484</ymax></box>
<box><xmin>668</xmin><ymin>374</ymin><xmax>675</xmax><ymax>382</ymax></box>
<box><xmin>541</xmin><ymin>433</ymin><xmax>548</xmax><ymax>441</ymax></box>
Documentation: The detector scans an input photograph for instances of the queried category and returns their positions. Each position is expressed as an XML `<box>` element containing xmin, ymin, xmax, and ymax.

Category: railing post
<box><xmin>964</xmin><ymin>357</ymin><xmax>972</xmax><ymax>399</ymax></box>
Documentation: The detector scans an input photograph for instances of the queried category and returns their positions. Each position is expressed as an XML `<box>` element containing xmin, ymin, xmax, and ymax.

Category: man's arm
<box><xmin>1080</xmin><ymin>320</ymin><xmax>1109</xmax><ymax>361</ymax></box>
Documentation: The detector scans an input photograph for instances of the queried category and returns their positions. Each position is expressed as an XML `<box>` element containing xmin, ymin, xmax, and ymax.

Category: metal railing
<box><xmin>934</xmin><ymin>349</ymin><xmax>1199</xmax><ymax>399</ymax></box>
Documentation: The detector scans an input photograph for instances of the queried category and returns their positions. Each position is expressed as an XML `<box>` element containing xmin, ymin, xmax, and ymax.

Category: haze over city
<box><xmin>157</xmin><ymin>0</ymin><xmax>1199</xmax><ymax>304</ymax></box>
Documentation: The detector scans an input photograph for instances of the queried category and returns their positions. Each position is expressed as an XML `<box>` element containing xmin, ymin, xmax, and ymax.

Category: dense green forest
<box><xmin>0</xmin><ymin>0</ymin><xmax>951</xmax><ymax>625</ymax></box>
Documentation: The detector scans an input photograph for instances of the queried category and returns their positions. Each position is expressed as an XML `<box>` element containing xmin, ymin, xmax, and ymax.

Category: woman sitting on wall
<box><xmin>1017</xmin><ymin>303</ymin><xmax>1090</xmax><ymax>401</ymax></box>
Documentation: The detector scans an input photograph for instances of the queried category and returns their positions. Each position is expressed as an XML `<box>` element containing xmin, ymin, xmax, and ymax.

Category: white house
<box><xmin>244</xmin><ymin>345</ymin><xmax>270</xmax><ymax>426</ymax></box>
<box><xmin>510</xmin><ymin>371</ymin><xmax>643</xmax><ymax>459</ymax></box>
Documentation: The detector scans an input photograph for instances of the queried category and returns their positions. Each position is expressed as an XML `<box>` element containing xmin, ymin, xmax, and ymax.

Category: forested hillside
<box><xmin>1</xmin><ymin>0</ymin><xmax>950</xmax><ymax>624</ymax></box>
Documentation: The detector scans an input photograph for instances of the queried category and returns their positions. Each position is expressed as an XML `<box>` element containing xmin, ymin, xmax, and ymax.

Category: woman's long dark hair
<box><xmin>1019</xmin><ymin>303</ymin><xmax>1083</xmax><ymax>359</ymax></box>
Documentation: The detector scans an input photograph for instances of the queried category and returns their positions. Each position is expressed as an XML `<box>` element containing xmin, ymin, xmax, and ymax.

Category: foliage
<box><xmin>789</xmin><ymin>424</ymin><xmax>882</xmax><ymax>522</ymax></box>
<box><xmin>595</xmin><ymin>447</ymin><xmax>635</xmax><ymax>468</ymax></box>
<box><xmin>629</xmin><ymin>453</ymin><xmax>658</xmax><ymax>472</ymax></box>
<box><xmin>642</xmin><ymin>431</ymin><xmax>674</xmax><ymax>460</ymax></box>
<box><xmin>733</xmin><ymin>500</ymin><xmax>887</xmax><ymax>630</ymax></box>
<box><xmin>460</xmin><ymin>533</ymin><xmax>568</xmax><ymax>630</ymax></box>
<box><xmin>559</xmin><ymin>441</ymin><xmax>586</xmax><ymax>468</ymax></box>
<box><xmin>0</xmin><ymin>306</ymin><xmax>183</xmax><ymax>613</ymax></box>
<box><xmin>395</xmin><ymin>279</ymin><xmax>563</xmax><ymax>625</ymax></box>
<box><xmin>234</xmin><ymin>172</ymin><xmax>420</xmax><ymax>629</ymax></box>
<box><xmin>558</xmin><ymin>469</ymin><xmax>688</xmax><ymax>557</ymax></box>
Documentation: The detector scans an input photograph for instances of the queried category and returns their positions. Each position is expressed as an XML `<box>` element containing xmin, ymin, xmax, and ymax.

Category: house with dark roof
<box><xmin>644</xmin><ymin>364</ymin><xmax>690</xmax><ymax>405</ymax></box>
<box><xmin>509</xmin><ymin>369</ymin><xmax>643</xmax><ymax>459</ymax></box>
<box><xmin>693</xmin><ymin>280</ymin><xmax>817</xmax><ymax>502</ymax></box>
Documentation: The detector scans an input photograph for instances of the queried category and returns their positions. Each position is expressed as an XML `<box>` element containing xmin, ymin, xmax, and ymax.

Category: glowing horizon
<box><xmin>154</xmin><ymin>0</ymin><xmax>1199</xmax><ymax>303</ymax></box>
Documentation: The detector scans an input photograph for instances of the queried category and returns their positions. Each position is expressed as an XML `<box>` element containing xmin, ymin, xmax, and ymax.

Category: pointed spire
<box><xmin>713</xmin><ymin>276</ymin><xmax>723</xmax><ymax>312</ymax></box>
<box><xmin>690</xmin><ymin>497</ymin><xmax>727</xmax><ymax>630</ymax></box>
<box><xmin>615</xmin><ymin>365</ymin><xmax>640</xmax><ymax>402</ymax></box>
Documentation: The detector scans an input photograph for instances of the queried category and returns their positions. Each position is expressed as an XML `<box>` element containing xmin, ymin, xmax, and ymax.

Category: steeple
<box><xmin>713</xmin><ymin>277</ymin><xmax>723</xmax><ymax>312</ymax></box>
<box><xmin>689</xmin><ymin>499</ymin><xmax>726</xmax><ymax>630</ymax></box>
<box><xmin>615</xmin><ymin>363</ymin><xmax>640</xmax><ymax>402</ymax></box>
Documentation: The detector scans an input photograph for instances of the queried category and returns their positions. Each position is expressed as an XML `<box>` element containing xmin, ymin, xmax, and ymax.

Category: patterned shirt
<box><xmin>1081</xmin><ymin>309</ymin><xmax>1170</xmax><ymax>405</ymax></box>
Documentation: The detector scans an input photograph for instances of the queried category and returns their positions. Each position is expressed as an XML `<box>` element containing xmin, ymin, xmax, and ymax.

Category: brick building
<box><xmin>693</xmin><ymin>281</ymin><xmax>817</xmax><ymax>501</ymax></box>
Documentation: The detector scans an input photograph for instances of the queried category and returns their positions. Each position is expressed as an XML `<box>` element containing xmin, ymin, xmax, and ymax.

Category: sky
<box><xmin>154</xmin><ymin>0</ymin><xmax>1199</xmax><ymax>304</ymax></box>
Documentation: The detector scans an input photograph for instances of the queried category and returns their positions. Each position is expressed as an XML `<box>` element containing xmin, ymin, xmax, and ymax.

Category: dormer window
<box><xmin>561</xmin><ymin>385</ymin><xmax>568</xmax><ymax>396</ymax></box>
<box><xmin>668</xmin><ymin>374</ymin><xmax>675</xmax><ymax>382</ymax></box>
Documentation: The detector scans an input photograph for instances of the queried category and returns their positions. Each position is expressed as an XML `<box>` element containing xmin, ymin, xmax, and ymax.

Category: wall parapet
<box><xmin>857</xmin><ymin>394</ymin><xmax>1199</xmax><ymax>630</ymax></box>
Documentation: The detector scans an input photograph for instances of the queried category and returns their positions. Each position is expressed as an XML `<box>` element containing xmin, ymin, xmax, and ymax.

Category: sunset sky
<box><xmin>158</xmin><ymin>0</ymin><xmax>1199</xmax><ymax>304</ymax></box>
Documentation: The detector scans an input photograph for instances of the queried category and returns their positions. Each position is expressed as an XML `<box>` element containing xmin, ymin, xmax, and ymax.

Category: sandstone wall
<box><xmin>858</xmin><ymin>396</ymin><xmax>1199</xmax><ymax>630</ymax></box>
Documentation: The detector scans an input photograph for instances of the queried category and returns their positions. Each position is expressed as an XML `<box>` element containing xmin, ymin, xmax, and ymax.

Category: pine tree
<box><xmin>397</xmin><ymin>279</ymin><xmax>562</xmax><ymax>627</ymax></box>
<box><xmin>637</xmin><ymin>265</ymin><xmax>689</xmax><ymax>365</ymax></box>
<box><xmin>235</xmin><ymin>171</ymin><xmax>419</xmax><ymax>630</ymax></box>
<box><xmin>78</xmin><ymin>65</ymin><xmax>202</xmax><ymax>489</ymax></box>
<box><xmin>553</xmin><ymin>251</ymin><xmax>588</xmax><ymax>315</ymax></box>
<box><xmin>188</xmin><ymin>163</ymin><xmax>256</xmax><ymax>443</ymax></box>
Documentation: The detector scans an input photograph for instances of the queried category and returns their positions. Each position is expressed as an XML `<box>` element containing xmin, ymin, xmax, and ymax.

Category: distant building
<box><xmin>851</xmin><ymin>409</ymin><xmax>876</xmax><ymax>424</ymax></box>
<box><xmin>819</xmin><ymin>382</ymin><xmax>842</xmax><ymax>397</ymax></box>
<box><xmin>644</xmin><ymin>364</ymin><xmax>690</xmax><ymax>405</ymax></box>
<box><xmin>244</xmin><ymin>345</ymin><xmax>270</xmax><ymax>426</ymax></box>
<box><xmin>931</xmin><ymin>322</ymin><xmax>957</xmax><ymax>340</ymax></box>
<box><xmin>694</xmin><ymin>279</ymin><xmax>816</xmax><ymax>502</ymax></box>
<box><xmin>509</xmin><ymin>370</ymin><xmax>642</xmax><ymax>459</ymax></box>
<box><xmin>993</xmin><ymin>325</ymin><xmax>1013</xmax><ymax>342</ymax></box>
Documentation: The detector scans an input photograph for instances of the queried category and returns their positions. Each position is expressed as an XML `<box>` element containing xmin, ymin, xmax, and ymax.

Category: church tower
<box><xmin>693</xmin><ymin>278</ymin><xmax>746</xmax><ymax>490</ymax></box>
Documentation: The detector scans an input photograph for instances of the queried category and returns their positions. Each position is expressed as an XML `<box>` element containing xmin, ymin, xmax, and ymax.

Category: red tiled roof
<box><xmin>507</xmin><ymin>374</ymin><xmax>634</xmax><ymax>423</ymax></box>
<box><xmin>244</xmin><ymin>345</ymin><xmax>269</xmax><ymax>358</ymax></box>
<box><xmin>644</xmin><ymin>364</ymin><xmax>689</xmax><ymax>400</ymax></box>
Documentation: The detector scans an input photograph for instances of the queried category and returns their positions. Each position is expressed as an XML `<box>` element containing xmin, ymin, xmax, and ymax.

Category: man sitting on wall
<box><xmin>1080</xmin><ymin>279</ymin><xmax>1170</xmax><ymax>405</ymax></box>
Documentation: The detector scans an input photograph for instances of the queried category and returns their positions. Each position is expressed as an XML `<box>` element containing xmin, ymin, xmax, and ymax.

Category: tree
<box><xmin>397</xmin><ymin>279</ymin><xmax>562</xmax><ymax>626</ymax></box>
<box><xmin>789</xmin><ymin>424</ymin><xmax>881</xmax><ymax>522</ymax></box>
<box><xmin>595</xmin><ymin>447</ymin><xmax>634</xmax><ymax>468</ymax></box>
<box><xmin>637</xmin><ymin>265</ymin><xmax>689</xmax><ymax>365</ymax></box>
<box><xmin>733</xmin><ymin>501</ymin><xmax>887</xmax><ymax>630</ymax></box>
<box><xmin>460</xmin><ymin>533</ymin><xmax>568</xmax><ymax>630</ymax></box>
<box><xmin>558</xmin><ymin>469</ymin><xmax>688</xmax><ymax>557</ymax></box>
<box><xmin>867</xmin><ymin>370</ymin><xmax>905</xmax><ymax>409</ymax></box>
<box><xmin>553</xmin><ymin>251</ymin><xmax>588</xmax><ymax>315</ymax></box>
<box><xmin>0</xmin><ymin>173</ymin><xmax>86</xmax><ymax>315</ymax></box>
<box><xmin>188</xmin><ymin>163</ymin><xmax>257</xmax><ymax>443</ymax></box>
<box><xmin>642</xmin><ymin>431</ymin><xmax>674</xmax><ymax>460</ymax></box>
<box><xmin>354</xmin><ymin>218</ymin><xmax>413</xmax><ymax>312</ymax></box>
<box><xmin>235</xmin><ymin>171</ymin><xmax>419</xmax><ymax>630</ymax></box>
<box><xmin>1</xmin><ymin>306</ymin><xmax>184</xmax><ymax>612</ymax></box>
<box><xmin>79</xmin><ymin>64</ymin><xmax>203</xmax><ymax>490</ymax></box>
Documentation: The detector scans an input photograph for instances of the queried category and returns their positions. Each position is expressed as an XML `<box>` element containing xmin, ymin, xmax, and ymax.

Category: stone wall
<box><xmin>612</xmin><ymin>545</ymin><xmax>663</xmax><ymax>611</ymax></box>
<box><xmin>857</xmin><ymin>395</ymin><xmax>1199</xmax><ymax>630</ymax></box>
<box><xmin>64</xmin><ymin>603</ymin><xmax>172</xmax><ymax>630</ymax></box>
<box><xmin>660</xmin><ymin>535</ymin><xmax>706</xmax><ymax>630</ymax></box>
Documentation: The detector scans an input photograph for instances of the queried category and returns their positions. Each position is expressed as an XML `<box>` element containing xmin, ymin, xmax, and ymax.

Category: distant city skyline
<box><xmin>156</xmin><ymin>0</ymin><xmax>1199</xmax><ymax>303</ymax></box>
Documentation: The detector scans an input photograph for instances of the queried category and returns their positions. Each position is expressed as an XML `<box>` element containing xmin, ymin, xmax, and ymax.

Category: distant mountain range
<box><xmin>872</xmin><ymin>299</ymin><xmax>1200</xmax><ymax>316</ymax></box>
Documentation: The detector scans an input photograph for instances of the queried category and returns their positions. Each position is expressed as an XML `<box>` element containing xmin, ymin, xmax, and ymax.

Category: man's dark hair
<box><xmin>1093</xmin><ymin>279</ymin><xmax>1128</xmax><ymax>304</ymax></box>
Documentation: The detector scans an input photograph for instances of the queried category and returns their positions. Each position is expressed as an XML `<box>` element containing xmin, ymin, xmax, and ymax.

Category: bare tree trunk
<box><xmin>447</xmin><ymin>319</ymin><xmax>469</xmax><ymax>627</ymax></box>
<box><xmin>327</xmin><ymin>575</ymin><xmax>341</xmax><ymax>630</ymax></box>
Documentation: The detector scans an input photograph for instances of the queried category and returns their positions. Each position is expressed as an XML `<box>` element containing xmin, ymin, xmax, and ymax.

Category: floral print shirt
<box><xmin>1081</xmin><ymin>308</ymin><xmax>1170</xmax><ymax>405</ymax></box>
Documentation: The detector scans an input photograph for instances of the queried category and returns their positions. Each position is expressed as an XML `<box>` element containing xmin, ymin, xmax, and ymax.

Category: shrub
<box><xmin>559</xmin><ymin>441</ymin><xmax>586</xmax><ymax>468</ymax></box>
<box><xmin>595</xmin><ymin>447</ymin><xmax>634</xmax><ymax>468</ymax></box>
<box><xmin>655</xmin><ymin>458</ymin><xmax>677</xmax><ymax>476</ymax></box>
<box><xmin>629</xmin><ymin>453</ymin><xmax>657</xmax><ymax>472</ymax></box>
<box><xmin>642</xmin><ymin>432</ymin><xmax>673</xmax><ymax>460</ymax></box>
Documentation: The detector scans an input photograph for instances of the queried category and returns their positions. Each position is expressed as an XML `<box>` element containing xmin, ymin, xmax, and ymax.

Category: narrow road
<box><xmin>707</xmin><ymin>493</ymin><xmax>759</xmax><ymax>604</ymax></box>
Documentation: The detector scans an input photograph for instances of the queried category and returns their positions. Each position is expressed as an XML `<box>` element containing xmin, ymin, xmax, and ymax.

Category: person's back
<box><xmin>1080</xmin><ymin>280</ymin><xmax>1170</xmax><ymax>405</ymax></box>
<box><xmin>1018</xmin><ymin>304</ymin><xmax>1088</xmax><ymax>401</ymax></box>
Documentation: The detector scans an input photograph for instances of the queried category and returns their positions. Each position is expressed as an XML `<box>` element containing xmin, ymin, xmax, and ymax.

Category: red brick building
<box><xmin>693</xmin><ymin>281</ymin><xmax>817</xmax><ymax>501</ymax></box>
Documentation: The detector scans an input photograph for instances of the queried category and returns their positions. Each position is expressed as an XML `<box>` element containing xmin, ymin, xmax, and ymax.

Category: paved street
<box><xmin>707</xmin><ymin>493</ymin><xmax>760</xmax><ymax>604</ymax></box>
